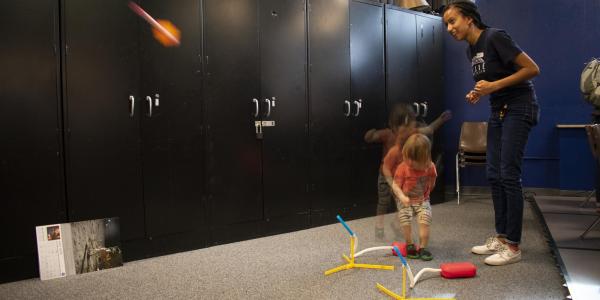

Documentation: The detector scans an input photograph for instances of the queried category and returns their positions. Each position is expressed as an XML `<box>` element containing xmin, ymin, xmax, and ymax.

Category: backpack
<box><xmin>581</xmin><ymin>58</ymin><xmax>600</xmax><ymax>106</ymax></box>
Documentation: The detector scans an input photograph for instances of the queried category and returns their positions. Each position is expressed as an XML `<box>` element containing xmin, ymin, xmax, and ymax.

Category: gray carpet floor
<box><xmin>0</xmin><ymin>196</ymin><xmax>566</xmax><ymax>299</ymax></box>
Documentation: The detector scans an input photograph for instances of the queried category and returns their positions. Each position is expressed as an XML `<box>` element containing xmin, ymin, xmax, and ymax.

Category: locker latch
<box><xmin>255</xmin><ymin>121</ymin><xmax>263</xmax><ymax>139</ymax></box>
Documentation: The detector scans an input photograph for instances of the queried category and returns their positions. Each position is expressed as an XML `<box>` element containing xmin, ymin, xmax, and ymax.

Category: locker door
<box><xmin>260</xmin><ymin>0</ymin><xmax>309</xmax><ymax>222</ymax></box>
<box><xmin>307</xmin><ymin>0</ymin><xmax>352</xmax><ymax>221</ymax></box>
<box><xmin>350</xmin><ymin>0</ymin><xmax>386</xmax><ymax>209</ymax></box>
<box><xmin>204</xmin><ymin>0</ymin><xmax>262</xmax><ymax>225</ymax></box>
<box><xmin>416</xmin><ymin>14</ymin><xmax>445</xmax><ymax>204</ymax></box>
<box><xmin>0</xmin><ymin>0</ymin><xmax>64</xmax><ymax>282</ymax></box>
<box><xmin>138</xmin><ymin>0</ymin><xmax>205</xmax><ymax>240</ymax></box>
<box><xmin>385</xmin><ymin>7</ymin><xmax>418</xmax><ymax>107</ymax></box>
<box><xmin>417</xmin><ymin>15</ymin><xmax>443</xmax><ymax>111</ymax></box>
<box><xmin>64</xmin><ymin>0</ymin><xmax>145</xmax><ymax>241</ymax></box>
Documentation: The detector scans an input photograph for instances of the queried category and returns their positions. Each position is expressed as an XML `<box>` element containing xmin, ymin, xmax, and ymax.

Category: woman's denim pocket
<box><xmin>507</xmin><ymin>101</ymin><xmax>539</xmax><ymax>126</ymax></box>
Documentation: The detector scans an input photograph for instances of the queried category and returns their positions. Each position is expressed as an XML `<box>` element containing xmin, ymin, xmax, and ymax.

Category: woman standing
<box><xmin>443</xmin><ymin>1</ymin><xmax>540</xmax><ymax>266</ymax></box>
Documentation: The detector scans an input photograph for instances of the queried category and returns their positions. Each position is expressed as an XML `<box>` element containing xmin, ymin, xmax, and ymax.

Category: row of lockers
<box><xmin>0</xmin><ymin>0</ymin><xmax>444</xmax><ymax>282</ymax></box>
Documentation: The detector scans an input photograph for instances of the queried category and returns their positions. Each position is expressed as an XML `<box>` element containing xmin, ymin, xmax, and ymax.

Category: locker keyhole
<box><xmin>271</xmin><ymin>11</ymin><xmax>278</xmax><ymax>17</ymax></box>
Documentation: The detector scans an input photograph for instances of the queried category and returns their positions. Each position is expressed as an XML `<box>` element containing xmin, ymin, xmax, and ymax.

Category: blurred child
<box><xmin>364</xmin><ymin>104</ymin><xmax>416</xmax><ymax>239</ymax></box>
<box><xmin>369</xmin><ymin>106</ymin><xmax>451</xmax><ymax>240</ymax></box>
<box><xmin>391</xmin><ymin>134</ymin><xmax>437</xmax><ymax>261</ymax></box>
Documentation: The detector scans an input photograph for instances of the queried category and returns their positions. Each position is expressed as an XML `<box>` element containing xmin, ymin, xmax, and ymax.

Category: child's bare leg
<box><xmin>375</xmin><ymin>214</ymin><xmax>385</xmax><ymax>229</ymax></box>
<box><xmin>375</xmin><ymin>174</ymin><xmax>392</xmax><ymax>230</ymax></box>
<box><xmin>402</xmin><ymin>225</ymin><xmax>413</xmax><ymax>244</ymax></box>
<box><xmin>397</xmin><ymin>206</ymin><xmax>412</xmax><ymax>243</ymax></box>
<box><xmin>415</xmin><ymin>202</ymin><xmax>432</xmax><ymax>248</ymax></box>
<box><xmin>418</xmin><ymin>223</ymin><xmax>430</xmax><ymax>248</ymax></box>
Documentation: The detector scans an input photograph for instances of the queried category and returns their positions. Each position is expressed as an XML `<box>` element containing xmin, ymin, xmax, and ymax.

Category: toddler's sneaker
<box><xmin>418</xmin><ymin>248</ymin><xmax>433</xmax><ymax>261</ymax></box>
<box><xmin>471</xmin><ymin>236</ymin><xmax>504</xmax><ymax>255</ymax></box>
<box><xmin>484</xmin><ymin>244</ymin><xmax>521</xmax><ymax>266</ymax></box>
<box><xmin>375</xmin><ymin>227</ymin><xmax>384</xmax><ymax>240</ymax></box>
<box><xmin>406</xmin><ymin>244</ymin><xmax>419</xmax><ymax>259</ymax></box>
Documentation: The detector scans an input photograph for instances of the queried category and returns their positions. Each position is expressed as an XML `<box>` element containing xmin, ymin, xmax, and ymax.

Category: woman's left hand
<box><xmin>474</xmin><ymin>80</ymin><xmax>499</xmax><ymax>96</ymax></box>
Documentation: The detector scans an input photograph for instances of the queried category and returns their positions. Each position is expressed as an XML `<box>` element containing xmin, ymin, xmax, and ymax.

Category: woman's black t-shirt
<box><xmin>467</xmin><ymin>28</ymin><xmax>534</xmax><ymax>102</ymax></box>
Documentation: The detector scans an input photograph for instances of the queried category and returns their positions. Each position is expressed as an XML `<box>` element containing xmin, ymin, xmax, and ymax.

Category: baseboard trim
<box><xmin>444</xmin><ymin>185</ymin><xmax>595</xmax><ymax>199</ymax></box>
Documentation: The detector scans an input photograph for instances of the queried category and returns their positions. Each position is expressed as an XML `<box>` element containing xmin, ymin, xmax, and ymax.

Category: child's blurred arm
<box><xmin>382</xmin><ymin>146</ymin><xmax>398</xmax><ymax>186</ymax></box>
<box><xmin>364</xmin><ymin>128</ymin><xmax>383</xmax><ymax>143</ymax></box>
<box><xmin>418</xmin><ymin>110</ymin><xmax>452</xmax><ymax>135</ymax></box>
<box><xmin>392</xmin><ymin>165</ymin><xmax>410</xmax><ymax>207</ymax></box>
<box><xmin>428</xmin><ymin>174</ymin><xmax>437</xmax><ymax>192</ymax></box>
<box><xmin>427</xmin><ymin>163</ymin><xmax>438</xmax><ymax>197</ymax></box>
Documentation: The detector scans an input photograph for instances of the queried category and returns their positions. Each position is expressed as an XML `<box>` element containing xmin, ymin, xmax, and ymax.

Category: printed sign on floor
<box><xmin>36</xmin><ymin>217</ymin><xmax>123</xmax><ymax>280</ymax></box>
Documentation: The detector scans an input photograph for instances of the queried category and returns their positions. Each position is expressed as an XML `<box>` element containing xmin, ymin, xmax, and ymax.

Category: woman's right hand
<box><xmin>466</xmin><ymin>90</ymin><xmax>481</xmax><ymax>104</ymax></box>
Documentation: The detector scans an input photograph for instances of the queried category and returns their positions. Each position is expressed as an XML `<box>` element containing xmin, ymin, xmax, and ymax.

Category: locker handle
<box><xmin>146</xmin><ymin>96</ymin><xmax>153</xmax><ymax>117</ymax></box>
<box><xmin>264</xmin><ymin>98</ymin><xmax>271</xmax><ymax>117</ymax></box>
<box><xmin>344</xmin><ymin>100</ymin><xmax>351</xmax><ymax>117</ymax></box>
<box><xmin>252</xmin><ymin>98</ymin><xmax>259</xmax><ymax>117</ymax></box>
<box><xmin>353</xmin><ymin>99</ymin><xmax>362</xmax><ymax>117</ymax></box>
<box><xmin>413</xmin><ymin>102</ymin><xmax>420</xmax><ymax>116</ymax></box>
<box><xmin>421</xmin><ymin>102</ymin><xmax>428</xmax><ymax>117</ymax></box>
<box><xmin>129</xmin><ymin>95</ymin><xmax>135</xmax><ymax>117</ymax></box>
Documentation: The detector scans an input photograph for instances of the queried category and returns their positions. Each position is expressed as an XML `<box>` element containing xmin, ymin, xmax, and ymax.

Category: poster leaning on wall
<box><xmin>35</xmin><ymin>217</ymin><xmax>122</xmax><ymax>280</ymax></box>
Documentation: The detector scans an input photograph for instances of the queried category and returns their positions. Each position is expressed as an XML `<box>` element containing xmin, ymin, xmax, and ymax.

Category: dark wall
<box><xmin>1</xmin><ymin>0</ymin><xmax>445</xmax><ymax>283</ymax></box>
<box><xmin>442</xmin><ymin>0</ymin><xmax>600</xmax><ymax>189</ymax></box>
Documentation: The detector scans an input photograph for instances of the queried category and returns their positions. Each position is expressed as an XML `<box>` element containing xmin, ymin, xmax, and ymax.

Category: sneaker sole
<box><xmin>471</xmin><ymin>248</ymin><xmax>495</xmax><ymax>255</ymax></box>
<box><xmin>484</xmin><ymin>256</ymin><xmax>521</xmax><ymax>266</ymax></box>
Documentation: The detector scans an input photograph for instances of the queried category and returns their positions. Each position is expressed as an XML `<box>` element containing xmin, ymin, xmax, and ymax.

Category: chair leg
<box><xmin>579</xmin><ymin>189</ymin><xmax>596</xmax><ymax>208</ymax></box>
<box><xmin>456</xmin><ymin>153</ymin><xmax>460</xmax><ymax>205</ymax></box>
<box><xmin>580</xmin><ymin>216</ymin><xmax>600</xmax><ymax>239</ymax></box>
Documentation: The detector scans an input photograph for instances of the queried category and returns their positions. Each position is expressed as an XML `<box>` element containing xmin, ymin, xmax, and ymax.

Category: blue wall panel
<box><xmin>558</xmin><ymin>128</ymin><xmax>595</xmax><ymax>190</ymax></box>
<box><xmin>442</xmin><ymin>0</ymin><xmax>600</xmax><ymax>189</ymax></box>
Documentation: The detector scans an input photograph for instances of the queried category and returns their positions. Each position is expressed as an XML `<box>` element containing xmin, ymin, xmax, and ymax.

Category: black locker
<box><xmin>416</xmin><ymin>14</ymin><xmax>444</xmax><ymax>108</ymax></box>
<box><xmin>385</xmin><ymin>6</ymin><xmax>418</xmax><ymax>107</ymax></box>
<box><xmin>65</xmin><ymin>0</ymin><xmax>207</xmax><ymax>254</ymax></box>
<box><xmin>138</xmin><ymin>0</ymin><xmax>206</xmax><ymax>242</ymax></box>
<box><xmin>0</xmin><ymin>0</ymin><xmax>65</xmax><ymax>282</ymax></box>
<box><xmin>259</xmin><ymin>0</ymin><xmax>310</xmax><ymax>224</ymax></box>
<box><xmin>307</xmin><ymin>0</ymin><xmax>353</xmax><ymax>218</ymax></box>
<box><xmin>205</xmin><ymin>0</ymin><xmax>310</xmax><ymax>235</ymax></box>
<box><xmin>308</xmin><ymin>0</ymin><xmax>385</xmax><ymax>222</ymax></box>
<box><xmin>63</xmin><ymin>0</ymin><xmax>145</xmax><ymax>242</ymax></box>
<box><xmin>350</xmin><ymin>0</ymin><xmax>386</xmax><ymax>212</ymax></box>
<box><xmin>203</xmin><ymin>0</ymin><xmax>263</xmax><ymax>227</ymax></box>
<box><xmin>385</xmin><ymin>9</ymin><xmax>446</xmax><ymax>204</ymax></box>
<box><xmin>416</xmin><ymin>14</ymin><xmax>445</xmax><ymax>204</ymax></box>
<box><xmin>260</xmin><ymin>0</ymin><xmax>309</xmax><ymax>225</ymax></box>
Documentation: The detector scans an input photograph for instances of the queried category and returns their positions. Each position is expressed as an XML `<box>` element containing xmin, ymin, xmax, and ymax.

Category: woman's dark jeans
<box><xmin>487</xmin><ymin>99</ymin><xmax>539</xmax><ymax>245</ymax></box>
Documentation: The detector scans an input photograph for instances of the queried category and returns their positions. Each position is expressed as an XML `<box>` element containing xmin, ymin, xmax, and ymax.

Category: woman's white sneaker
<box><xmin>484</xmin><ymin>244</ymin><xmax>521</xmax><ymax>266</ymax></box>
<box><xmin>471</xmin><ymin>236</ymin><xmax>504</xmax><ymax>255</ymax></box>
